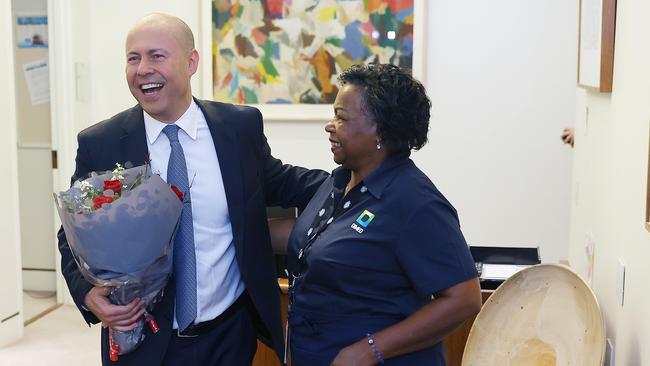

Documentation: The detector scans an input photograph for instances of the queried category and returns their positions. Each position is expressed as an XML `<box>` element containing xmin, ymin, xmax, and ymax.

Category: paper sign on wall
<box><xmin>16</xmin><ymin>16</ymin><xmax>48</xmax><ymax>48</ymax></box>
<box><xmin>22</xmin><ymin>59</ymin><xmax>50</xmax><ymax>106</ymax></box>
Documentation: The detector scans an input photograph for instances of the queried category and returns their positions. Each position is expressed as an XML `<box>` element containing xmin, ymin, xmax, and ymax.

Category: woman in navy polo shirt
<box><xmin>286</xmin><ymin>64</ymin><xmax>481</xmax><ymax>365</ymax></box>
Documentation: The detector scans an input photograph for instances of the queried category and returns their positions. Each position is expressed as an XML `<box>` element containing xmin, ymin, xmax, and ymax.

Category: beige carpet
<box><xmin>0</xmin><ymin>305</ymin><xmax>100</xmax><ymax>366</ymax></box>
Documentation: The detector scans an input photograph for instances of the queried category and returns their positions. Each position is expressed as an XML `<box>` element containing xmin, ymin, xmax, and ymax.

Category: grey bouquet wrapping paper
<box><xmin>54</xmin><ymin>164</ymin><xmax>183</xmax><ymax>360</ymax></box>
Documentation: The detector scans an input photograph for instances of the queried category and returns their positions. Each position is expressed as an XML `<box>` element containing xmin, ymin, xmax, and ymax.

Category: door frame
<box><xmin>0</xmin><ymin>0</ymin><xmax>25</xmax><ymax>346</ymax></box>
<box><xmin>47</xmin><ymin>0</ymin><xmax>76</xmax><ymax>305</ymax></box>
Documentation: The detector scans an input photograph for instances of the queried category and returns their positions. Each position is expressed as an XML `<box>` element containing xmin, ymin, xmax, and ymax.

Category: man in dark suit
<box><xmin>58</xmin><ymin>13</ymin><xmax>327</xmax><ymax>365</ymax></box>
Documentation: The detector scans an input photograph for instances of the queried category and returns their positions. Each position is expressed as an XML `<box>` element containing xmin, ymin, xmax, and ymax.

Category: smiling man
<box><xmin>57</xmin><ymin>13</ymin><xmax>327</xmax><ymax>366</ymax></box>
<box><xmin>125</xmin><ymin>15</ymin><xmax>196</xmax><ymax>123</ymax></box>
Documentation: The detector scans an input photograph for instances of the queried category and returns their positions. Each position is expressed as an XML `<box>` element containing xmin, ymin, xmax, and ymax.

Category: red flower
<box><xmin>93</xmin><ymin>195</ymin><xmax>114</xmax><ymax>209</ymax></box>
<box><xmin>170</xmin><ymin>185</ymin><xmax>184</xmax><ymax>202</ymax></box>
<box><xmin>103</xmin><ymin>179</ymin><xmax>123</xmax><ymax>196</ymax></box>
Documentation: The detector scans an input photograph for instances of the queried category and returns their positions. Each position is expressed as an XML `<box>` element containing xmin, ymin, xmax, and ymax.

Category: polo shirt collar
<box><xmin>331</xmin><ymin>151</ymin><xmax>411</xmax><ymax>199</ymax></box>
<box><xmin>144</xmin><ymin>100</ymin><xmax>199</xmax><ymax>145</ymax></box>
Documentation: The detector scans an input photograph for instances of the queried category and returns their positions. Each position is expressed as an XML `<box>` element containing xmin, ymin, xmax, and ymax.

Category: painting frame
<box><xmin>577</xmin><ymin>0</ymin><xmax>616</xmax><ymax>93</ymax></box>
<box><xmin>204</xmin><ymin>0</ymin><xmax>427</xmax><ymax>121</ymax></box>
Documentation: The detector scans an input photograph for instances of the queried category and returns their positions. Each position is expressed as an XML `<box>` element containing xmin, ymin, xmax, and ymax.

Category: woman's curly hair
<box><xmin>337</xmin><ymin>63</ymin><xmax>431</xmax><ymax>152</ymax></box>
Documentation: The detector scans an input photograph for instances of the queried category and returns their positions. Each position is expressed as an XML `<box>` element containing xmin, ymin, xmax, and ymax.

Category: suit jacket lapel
<box><xmin>119</xmin><ymin>105</ymin><xmax>150</xmax><ymax>166</ymax></box>
<box><xmin>196</xmin><ymin>100</ymin><xmax>245</xmax><ymax>257</ymax></box>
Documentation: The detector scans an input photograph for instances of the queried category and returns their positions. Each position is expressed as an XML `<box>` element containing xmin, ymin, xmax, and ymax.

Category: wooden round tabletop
<box><xmin>462</xmin><ymin>264</ymin><xmax>604</xmax><ymax>366</ymax></box>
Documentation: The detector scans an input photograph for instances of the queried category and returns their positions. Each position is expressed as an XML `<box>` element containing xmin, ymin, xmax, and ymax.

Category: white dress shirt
<box><xmin>143</xmin><ymin>100</ymin><xmax>245</xmax><ymax>328</ymax></box>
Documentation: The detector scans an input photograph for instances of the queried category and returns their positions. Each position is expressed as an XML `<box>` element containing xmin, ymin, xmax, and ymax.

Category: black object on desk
<box><xmin>470</xmin><ymin>246</ymin><xmax>541</xmax><ymax>290</ymax></box>
<box><xmin>267</xmin><ymin>206</ymin><xmax>297</xmax><ymax>279</ymax></box>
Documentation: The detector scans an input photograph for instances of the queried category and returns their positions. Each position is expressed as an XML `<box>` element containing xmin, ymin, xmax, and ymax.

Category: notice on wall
<box><xmin>16</xmin><ymin>16</ymin><xmax>48</xmax><ymax>48</ymax></box>
<box><xmin>22</xmin><ymin>59</ymin><xmax>50</xmax><ymax>106</ymax></box>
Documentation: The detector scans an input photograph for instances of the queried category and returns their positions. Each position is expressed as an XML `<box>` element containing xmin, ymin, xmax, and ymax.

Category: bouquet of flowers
<box><xmin>54</xmin><ymin>163</ymin><xmax>184</xmax><ymax>361</ymax></box>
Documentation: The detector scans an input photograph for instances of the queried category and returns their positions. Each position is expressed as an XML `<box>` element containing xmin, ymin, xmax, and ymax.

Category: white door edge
<box><xmin>48</xmin><ymin>0</ymin><xmax>76</xmax><ymax>306</ymax></box>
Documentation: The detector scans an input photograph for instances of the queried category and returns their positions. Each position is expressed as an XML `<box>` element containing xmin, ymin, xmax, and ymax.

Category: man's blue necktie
<box><xmin>162</xmin><ymin>124</ymin><xmax>197</xmax><ymax>332</ymax></box>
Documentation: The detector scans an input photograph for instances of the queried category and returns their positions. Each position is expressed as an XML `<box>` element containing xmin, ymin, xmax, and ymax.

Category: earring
<box><xmin>376</xmin><ymin>141</ymin><xmax>382</xmax><ymax>150</ymax></box>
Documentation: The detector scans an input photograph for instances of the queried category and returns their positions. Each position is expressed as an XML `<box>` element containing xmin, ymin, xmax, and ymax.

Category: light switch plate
<box><xmin>75</xmin><ymin>62</ymin><xmax>90</xmax><ymax>103</ymax></box>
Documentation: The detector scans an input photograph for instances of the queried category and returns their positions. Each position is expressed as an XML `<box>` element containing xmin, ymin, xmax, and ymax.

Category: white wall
<box><xmin>417</xmin><ymin>1</ymin><xmax>577</xmax><ymax>262</ymax></box>
<box><xmin>568</xmin><ymin>0</ymin><xmax>650</xmax><ymax>364</ymax></box>
<box><xmin>0</xmin><ymin>0</ymin><xmax>25</xmax><ymax>346</ymax></box>
<box><xmin>60</xmin><ymin>1</ymin><xmax>577</xmax><ymax>266</ymax></box>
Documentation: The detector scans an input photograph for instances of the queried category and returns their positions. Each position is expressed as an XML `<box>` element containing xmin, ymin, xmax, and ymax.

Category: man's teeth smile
<box><xmin>141</xmin><ymin>83</ymin><xmax>163</xmax><ymax>94</ymax></box>
<box><xmin>331</xmin><ymin>141</ymin><xmax>341</xmax><ymax>148</ymax></box>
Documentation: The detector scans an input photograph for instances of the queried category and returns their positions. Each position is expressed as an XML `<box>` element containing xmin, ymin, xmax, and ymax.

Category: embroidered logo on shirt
<box><xmin>351</xmin><ymin>210</ymin><xmax>375</xmax><ymax>233</ymax></box>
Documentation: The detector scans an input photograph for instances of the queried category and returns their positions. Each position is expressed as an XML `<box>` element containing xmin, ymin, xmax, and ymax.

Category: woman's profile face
<box><xmin>325</xmin><ymin>84</ymin><xmax>379</xmax><ymax>170</ymax></box>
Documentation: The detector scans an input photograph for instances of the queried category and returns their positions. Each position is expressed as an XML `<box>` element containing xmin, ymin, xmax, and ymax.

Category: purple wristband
<box><xmin>366</xmin><ymin>333</ymin><xmax>385</xmax><ymax>364</ymax></box>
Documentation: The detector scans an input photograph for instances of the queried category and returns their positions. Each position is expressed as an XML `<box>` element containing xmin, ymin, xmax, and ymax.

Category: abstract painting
<box><xmin>212</xmin><ymin>0</ymin><xmax>415</xmax><ymax>105</ymax></box>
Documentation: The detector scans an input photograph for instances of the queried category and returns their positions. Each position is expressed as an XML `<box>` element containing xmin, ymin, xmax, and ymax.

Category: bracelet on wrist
<box><xmin>366</xmin><ymin>333</ymin><xmax>385</xmax><ymax>364</ymax></box>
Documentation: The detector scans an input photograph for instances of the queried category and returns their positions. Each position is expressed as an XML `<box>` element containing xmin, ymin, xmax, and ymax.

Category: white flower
<box><xmin>112</xmin><ymin>163</ymin><xmax>125</xmax><ymax>180</ymax></box>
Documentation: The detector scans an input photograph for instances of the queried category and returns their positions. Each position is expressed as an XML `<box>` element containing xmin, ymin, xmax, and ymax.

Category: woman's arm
<box><xmin>268</xmin><ymin>217</ymin><xmax>296</xmax><ymax>255</ymax></box>
<box><xmin>331</xmin><ymin>277</ymin><xmax>482</xmax><ymax>366</ymax></box>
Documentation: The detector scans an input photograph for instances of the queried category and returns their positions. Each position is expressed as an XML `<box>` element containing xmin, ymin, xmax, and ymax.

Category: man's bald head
<box><xmin>127</xmin><ymin>13</ymin><xmax>195</xmax><ymax>53</ymax></box>
<box><xmin>125</xmin><ymin>12</ymin><xmax>199</xmax><ymax>123</ymax></box>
